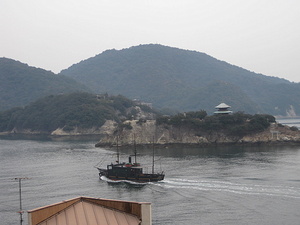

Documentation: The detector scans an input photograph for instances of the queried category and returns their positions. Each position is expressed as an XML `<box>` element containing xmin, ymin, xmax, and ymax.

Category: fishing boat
<box><xmin>96</xmin><ymin>139</ymin><xmax>165</xmax><ymax>183</ymax></box>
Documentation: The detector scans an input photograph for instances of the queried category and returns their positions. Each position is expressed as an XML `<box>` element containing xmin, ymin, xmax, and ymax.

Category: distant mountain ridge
<box><xmin>1</xmin><ymin>45</ymin><xmax>300</xmax><ymax>116</ymax></box>
<box><xmin>60</xmin><ymin>44</ymin><xmax>299</xmax><ymax>116</ymax></box>
<box><xmin>0</xmin><ymin>57</ymin><xmax>90</xmax><ymax>111</ymax></box>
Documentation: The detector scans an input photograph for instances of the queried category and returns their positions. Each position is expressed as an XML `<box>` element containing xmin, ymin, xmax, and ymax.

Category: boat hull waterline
<box><xmin>97</xmin><ymin>165</ymin><xmax>165</xmax><ymax>183</ymax></box>
<box><xmin>97</xmin><ymin>137</ymin><xmax>165</xmax><ymax>183</ymax></box>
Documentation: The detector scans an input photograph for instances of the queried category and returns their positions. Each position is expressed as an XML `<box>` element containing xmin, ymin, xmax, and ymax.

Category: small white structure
<box><xmin>271</xmin><ymin>130</ymin><xmax>280</xmax><ymax>140</ymax></box>
<box><xmin>214</xmin><ymin>103</ymin><xmax>233</xmax><ymax>114</ymax></box>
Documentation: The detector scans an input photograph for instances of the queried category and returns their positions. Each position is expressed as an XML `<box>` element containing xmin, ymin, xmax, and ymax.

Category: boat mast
<box><xmin>134</xmin><ymin>134</ymin><xmax>137</xmax><ymax>163</ymax></box>
<box><xmin>152</xmin><ymin>137</ymin><xmax>155</xmax><ymax>174</ymax></box>
<box><xmin>116</xmin><ymin>136</ymin><xmax>120</xmax><ymax>163</ymax></box>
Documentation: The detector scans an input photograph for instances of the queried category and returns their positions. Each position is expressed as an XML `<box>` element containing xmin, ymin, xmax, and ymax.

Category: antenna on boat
<box><xmin>116</xmin><ymin>136</ymin><xmax>120</xmax><ymax>163</ymax></box>
<box><xmin>152</xmin><ymin>136</ymin><xmax>155</xmax><ymax>174</ymax></box>
<box><xmin>14</xmin><ymin>177</ymin><xmax>29</xmax><ymax>225</ymax></box>
<box><xmin>133</xmin><ymin>133</ymin><xmax>137</xmax><ymax>163</ymax></box>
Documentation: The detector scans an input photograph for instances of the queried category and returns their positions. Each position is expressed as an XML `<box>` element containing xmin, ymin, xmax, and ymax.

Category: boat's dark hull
<box><xmin>98</xmin><ymin>168</ymin><xmax>164</xmax><ymax>183</ymax></box>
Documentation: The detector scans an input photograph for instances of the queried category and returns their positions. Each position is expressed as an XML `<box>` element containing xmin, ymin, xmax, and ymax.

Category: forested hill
<box><xmin>60</xmin><ymin>44</ymin><xmax>300</xmax><ymax>116</ymax></box>
<box><xmin>0</xmin><ymin>58</ymin><xmax>90</xmax><ymax>111</ymax></box>
<box><xmin>0</xmin><ymin>92</ymin><xmax>157</xmax><ymax>134</ymax></box>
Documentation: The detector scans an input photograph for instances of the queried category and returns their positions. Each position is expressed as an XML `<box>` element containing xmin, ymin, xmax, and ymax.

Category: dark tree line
<box><xmin>0</xmin><ymin>93</ymin><xmax>154</xmax><ymax>133</ymax></box>
<box><xmin>156</xmin><ymin>111</ymin><xmax>276</xmax><ymax>136</ymax></box>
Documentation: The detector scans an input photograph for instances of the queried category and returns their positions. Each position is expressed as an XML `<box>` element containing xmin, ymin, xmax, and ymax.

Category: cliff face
<box><xmin>95</xmin><ymin>120</ymin><xmax>300</xmax><ymax>147</ymax></box>
<box><xmin>50</xmin><ymin>120</ymin><xmax>118</xmax><ymax>136</ymax></box>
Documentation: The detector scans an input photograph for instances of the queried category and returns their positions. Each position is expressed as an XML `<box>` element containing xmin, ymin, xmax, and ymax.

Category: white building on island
<box><xmin>214</xmin><ymin>103</ymin><xmax>233</xmax><ymax>114</ymax></box>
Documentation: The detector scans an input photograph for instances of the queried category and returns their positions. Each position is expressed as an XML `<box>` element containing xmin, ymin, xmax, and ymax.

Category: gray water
<box><xmin>0</xmin><ymin>137</ymin><xmax>300</xmax><ymax>225</ymax></box>
<box><xmin>277</xmin><ymin>118</ymin><xmax>300</xmax><ymax>129</ymax></box>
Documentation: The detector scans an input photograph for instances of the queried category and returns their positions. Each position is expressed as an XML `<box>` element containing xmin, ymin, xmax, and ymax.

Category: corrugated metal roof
<box><xmin>36</xmin><ymin>199</ymin><xmax>140</xmax><ymax>225</ymax></box>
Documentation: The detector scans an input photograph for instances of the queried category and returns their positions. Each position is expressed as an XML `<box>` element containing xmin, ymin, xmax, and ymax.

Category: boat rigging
<box><xmin>96</xmin><ymin>137</ymin><xmax>164</xmax><ymax>183</ymax></box>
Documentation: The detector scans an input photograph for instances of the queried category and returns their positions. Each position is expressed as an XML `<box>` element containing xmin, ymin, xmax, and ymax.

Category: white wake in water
<box><xmin>100</xmin><ymin>176</ymin><xmax>148</xmax><ymax>186</ymax></box>
<box><xmin>153</xmin><ymin>178</ymin><xmax>300</xmax><ymax>199</ymax></box>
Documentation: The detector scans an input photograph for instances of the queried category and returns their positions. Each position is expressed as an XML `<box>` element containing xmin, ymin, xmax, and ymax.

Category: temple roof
<box><xmin>215</xmin><ymin>103</ymin><xmax>231</xmax><ymax>109</ymax></box>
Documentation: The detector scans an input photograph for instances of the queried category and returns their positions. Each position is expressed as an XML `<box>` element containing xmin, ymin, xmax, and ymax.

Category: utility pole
<box><xmin>14</xmin><ymin>177</ymin><xmax>29</xmax><ymax>225</ymax></box>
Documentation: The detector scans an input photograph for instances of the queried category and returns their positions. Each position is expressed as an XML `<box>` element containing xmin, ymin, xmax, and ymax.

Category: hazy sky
<box><xmin>1</xmin><ymin>0</ymin><xmax>299</xmax><ymax>82</ymax></box>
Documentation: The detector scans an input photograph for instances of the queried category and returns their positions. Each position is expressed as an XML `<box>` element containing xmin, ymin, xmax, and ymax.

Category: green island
<box><xmin>1</xmin><ymin>92</ymin><xmax>299</xmax><ymax>147</ymax></box>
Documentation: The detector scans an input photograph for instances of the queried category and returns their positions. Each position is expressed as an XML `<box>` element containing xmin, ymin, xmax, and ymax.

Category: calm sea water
<box><xmin>277</xmin><ymin>118</ymin><xmax>300</xmax><ymax>129</ymax></box>
<box><xmin>0</xmin><ymin>137</ymin><xmax>300</xmax><ymax>225</ymax></box>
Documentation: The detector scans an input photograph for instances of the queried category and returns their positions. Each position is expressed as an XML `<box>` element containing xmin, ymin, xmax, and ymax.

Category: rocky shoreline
<box><xmin>95</xmin><ymin>120</ymin><xmax>300</xmax><ymax>148</ymax></box>
<box><xmin>95</xmin><ymin>140</ymin><xmax>300</xmax><ymax>150</ymax></box>
<box><xmin>2</xmin><ymin>119</ymin><xmax>300</xmax><ymax>148</ymax></box>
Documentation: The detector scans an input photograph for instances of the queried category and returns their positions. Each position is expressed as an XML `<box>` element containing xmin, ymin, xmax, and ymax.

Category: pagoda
<box><xmin>214</xmin><ymin>103</ymin><xmax>233</xmax><ymax>114</ymax></box>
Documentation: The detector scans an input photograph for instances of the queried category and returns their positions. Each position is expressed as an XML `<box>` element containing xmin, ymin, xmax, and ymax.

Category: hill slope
<box><xmin>0</xmin><ymin>92</ymin><xmax>157</xmax><ymax>134</ymax></box>
<box><xmin>60</xmin><ymin>44</ymin><xmax>299</xmax><ymax>116</ymax></box>
<box><xmin>0</xmin><ymin>58</ymin><xmax>91</xmax><ymax>111</ymax></box>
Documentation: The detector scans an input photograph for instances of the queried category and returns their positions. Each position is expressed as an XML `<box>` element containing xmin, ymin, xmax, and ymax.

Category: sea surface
<box><xmin>277</xmin><ymin>117</ymin><xmax>300</xmax><ymax>129</ymax></box>
<box><xmin>0</xmin><ymin>136</ymin><xmax>300</xmax><ymax>225</ymax></box>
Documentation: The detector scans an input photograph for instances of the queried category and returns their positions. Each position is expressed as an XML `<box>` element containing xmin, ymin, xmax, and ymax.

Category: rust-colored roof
<box><xmin>28</xmin><ymin>197</ymin><xmax>147</xmax><ymax>225</ymax></box>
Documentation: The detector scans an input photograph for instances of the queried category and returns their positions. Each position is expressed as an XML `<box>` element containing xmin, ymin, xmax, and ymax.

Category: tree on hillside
<box><xmin>0</xmin><ymin>93</ymin><xmax>157</xmax><ymax>133</ymax></box>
